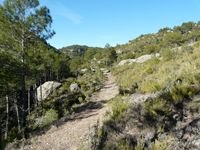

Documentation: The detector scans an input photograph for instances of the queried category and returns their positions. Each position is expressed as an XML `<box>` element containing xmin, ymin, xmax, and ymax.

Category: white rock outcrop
<box><xmin>80</xmin><ymin>68</ymin><xmax>88</xmax><ymax>73</ymax></box>
<box><xmin>118</xmin><ymin>53</ymin><xmax>160</xmax><ymax>66</ymax></box>
<box><xmin>37</xmin><ymin>81</ymin><xmax>61</xmax><ymax>101</ymax></box>
<box><xmin>69</xmin><ymin>83</ymin><xmax>79</xmax><ymax>92</ymax></box>
<box><xmin>129</xmin><ymin>93</ymin><xmax>158</xmax><ymax>105</ymax></box>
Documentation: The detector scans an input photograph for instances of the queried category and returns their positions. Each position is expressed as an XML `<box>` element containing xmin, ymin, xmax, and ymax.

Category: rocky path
<box><xmin>24</xmin><ymin>70</ymin><xmax>119</xmax><ymax>150</ymax></box>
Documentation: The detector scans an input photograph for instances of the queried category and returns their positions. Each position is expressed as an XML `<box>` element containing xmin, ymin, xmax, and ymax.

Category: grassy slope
<box><xmin>113</xmin><ymin>43</ymin><xmax>200</xmax><ymax>94</ymax></box>
<box><xmin>93</xmin><ymin>22</ymin><xmax>200</xmax><ymax>150</ymax></box>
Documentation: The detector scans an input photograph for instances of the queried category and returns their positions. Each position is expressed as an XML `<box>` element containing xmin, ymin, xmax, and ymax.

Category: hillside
<box><xmin>3</xmin><ymin>21</ymin><xmax>199</xmax><ymax>150</ymax></box>
<box><xmin>0</xmin><ymin>0</ymin><xmax>200</xmax><ymax>149</ymax></box>
<box><xmin>60</xmin><ymin>45</ymin><xmax>105</xmax><ymax>58</ymax></box>
<box><xmin>60</xmin><ymin>45</ymin><xmax>89</xmax><ymax>58</ymax></box>
<box><xmin>92</xmin><ymin>23</ymin><xmax>200</xmax><ymax>149</ymax></box>
<box><xmin>116</xmin><ymin>22</ymin><xmax>200</xmax><ymax>61</ymax></box>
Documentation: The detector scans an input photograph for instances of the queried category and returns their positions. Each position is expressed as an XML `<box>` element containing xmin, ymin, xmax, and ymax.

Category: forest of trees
<box><xmin>1</xmin><ymin>0</ymin><xmax>200</xmax><ymax>150</ymax></box>
<box><xmin>0</xmin><ymin>0</ymin><xmax>71</xmax><ymax>147</ymax></box>
<box><xmin>0</xmin><ymin>1</ymin><xmax>118</xmax><ymax>148</ymax></box>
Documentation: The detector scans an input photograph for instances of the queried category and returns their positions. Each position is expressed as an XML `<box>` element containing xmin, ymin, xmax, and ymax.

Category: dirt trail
<box><xmin>24</xmin><ymin>70</ymin><xmax>119</xmax><ymax>150</ymax></box>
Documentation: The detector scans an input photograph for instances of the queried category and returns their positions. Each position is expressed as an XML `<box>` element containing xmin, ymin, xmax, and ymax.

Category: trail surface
<box><xmin>24</xmin><ymin>70</ymin><xmax>119</xmax><ymax>150</ymax></box>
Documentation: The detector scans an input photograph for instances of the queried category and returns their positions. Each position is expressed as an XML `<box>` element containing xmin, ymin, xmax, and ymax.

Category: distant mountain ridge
<box><xmin>60</xmin><ymin>45</ymin><xmax>88</xmax><ymax>58</ymax></box>
<box><xmin>116</xmin><ymin>21</ymin><xmax>200</xmax><ymax>57</ymax></box>
<box><xmin>60</xmin><ymin>45</ymin><xmax>101</xmax><ymax>58</ymax></box>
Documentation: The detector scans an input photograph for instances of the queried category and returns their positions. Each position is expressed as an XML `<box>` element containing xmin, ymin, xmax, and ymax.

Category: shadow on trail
<box><xmin>23</xmin><ymin>71</ymin><xmax>119</xmax><ymax>150</ymax></box>
<box><xmin>75</xmin><ymin>100</ymin><xmax>107</xmax><ymax>114</ymax></box>
<box><xmin>54</xmin><ymin>100</ymin><xmax>108</xmax><ymax>127</ymax></box>
<box><xmin>29</xmin><ymin>100</ymin><xmax>108</xmax><ymax>139</ymax></box>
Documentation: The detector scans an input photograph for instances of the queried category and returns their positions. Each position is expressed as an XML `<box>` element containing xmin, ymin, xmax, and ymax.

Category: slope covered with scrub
<box><xmin>1</xmin><ymin>1</ymin><xmax>200</xmax><ymax>148</ymax></box>
<box><xmin>91</xmin><ymin>22</ymin><xmax>200</xmax><ymax>150</ymax></box>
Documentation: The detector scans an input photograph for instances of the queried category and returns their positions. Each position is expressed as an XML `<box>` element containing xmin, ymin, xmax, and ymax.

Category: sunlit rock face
<box><xmin>118</xmin><ymin>53</ymin><xmax>160</xmax><ymax>66</ymax></box>
<box><xmin>37</xmin><ymin>81</ymin><xmax>61</xmax><ymax>101</ymax></box>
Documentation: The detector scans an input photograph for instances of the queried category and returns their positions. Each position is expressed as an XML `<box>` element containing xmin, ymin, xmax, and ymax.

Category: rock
<box><xmin>192</xmin><ymin>139</ymin><xmax>200</xmax><ymax>148</ymax></box>
<box><xmin>100</xmin><ymin>68</ymin><xmax>109</xmax><ymax>74</ymax></box>
<box><xmin>173</xmin><ymin>114</ymin><xmax>181</xmax><ymax>121</ymax></box>
<box><xmin>175</xmin><ymin>130</ymin><xmax>184</xmax><ymax>139</ymax></box>
<box><xmin>129</xmin><ymin>93</ymin><xmax>158</xmax><ymax>105</ymax></box>
<box><xmin>135</xmin><ymin>54</ymin><xmax>153</xmax><ymax>63</ymax></box>
<box><xmin>69</xmin><ymin>83</ymin><xmax>79</xmax><ymax>92</ymax></box>
<box><xmin>100</xmin><ymin>68</ymin><xmax>106</xmax><ymax>72</ymax></box>
<box><xmin>80</xmin><ymin>68</ymin><xmax>88</xmax><ymax>73</ymax></box>
<box><xmin>155</xmin><ymin>53</ymin><xmax>160</xmax><ymax>57</ymax></box>
<box><xmin>174</xmin><ymin>116</ymin><xmax>200</xmax><ymax>149</ymax></box>
<box><xmin>125</xmin><ymin>126</ymin><xmax>156</xmax><ymax>148</ymax></box>
<box><xmin>118</xmin><ymin>59</ymin><xmax>136</xmax><ymax>66</ymax></box>
<box><xmin>116</xmin><ymin>49</ymin><xmax>122</xmax><ymax>54</ymax></box>
<box><xmin>37</xmin><ymin>81</ymin><xmax>61</xmax><ymax>101</ymax></box>
<box><xmin>118</xmin><ymin>53</ymin><xmax>160</xmax><ymax>66</ymax></box>
<box><xmin>144</xmin><ymin>130</ymin><xmax>156</xmax><ymax>147</ymax></box>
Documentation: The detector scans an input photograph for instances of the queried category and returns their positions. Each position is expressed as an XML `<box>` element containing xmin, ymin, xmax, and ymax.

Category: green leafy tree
<box><xmin>104</xmin><ymin>43</ymin><xmax>111</xmax><ymax>48</ymax></box>
<box><xmin>69</xmin><ymin>56</ymin><xmax>83</xmax><ymax>74</ymax></box>
<box><xmin>0</xmin><ymin>0</ymin><xmax>54</xmax><ymax>136</ymax></box>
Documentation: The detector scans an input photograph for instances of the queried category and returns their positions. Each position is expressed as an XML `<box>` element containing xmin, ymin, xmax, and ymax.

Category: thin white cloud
<box><xmin>52</xmin><ymin>1</ymin><xmax>83</xmax><ymax>24</ymax></box>
<box><xmin>60</xmin><ymin>10</ymin><xmax>82</xmax><ymax>24</ymax></box>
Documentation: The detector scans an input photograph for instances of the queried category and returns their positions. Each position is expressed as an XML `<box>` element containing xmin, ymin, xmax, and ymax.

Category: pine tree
<box><xmin>0</xmin><ymin>0</ymin><xmax>54</xmax><ymax>137</ymax></box>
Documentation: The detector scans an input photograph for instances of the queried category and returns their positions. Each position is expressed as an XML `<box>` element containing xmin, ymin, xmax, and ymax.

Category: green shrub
<box><xmin>110</xmin><ymin>96</ymin><xmax>129</xmax><ymax>120</ymax></box>
<box><xmin>90</xmin><ymin>96</ymin><xmax>129</xmax><ymax>150</ymax></box>
<box><xmin>151</xmin><ymin>140</ymin><xmax>168</xmax><ymax>150</ymax></box>
<box><xmin>169</xmin><ymin>82</ymin><xmax>199</xmax><ymax>103</ymax></box>
<box><xmin>39</xmin><ymin>109</ymin><xmax>58</xmax><ymax>128</ymax></box>
<box><xmin>113</xmin><ymin>47</ymin><xmax>200</xmax><ymax>95</ymax></box>
<box><xmin>59</xmin><ymin>82</ymin><xmax>70</xmax><ymax>94</ymax></box>
<box><xmin>119</xmin><ymin>52</ymin><xmax>136</xmax><ymax>60</ymax></box>
<box><xmin>27</xmin><ymin>108</ymin><xmax>58</xmax><ymax>130</ymax></box>
<box><xmin>78</xmin><ymin>69</ymin><xmax>105</xmax><ymax>99</ymax></box>
<box><xmin>102</xmin><ymin>138</ymin><xmax>133</xmax><ymax>150</ymax></box>
<box><xmin>182</xmin><ymin>45</ymin><xmax>194</xmax><ymax>53</ymax></box>
<box><xmin>187</xmin><ymin>97</ymin><xmax>200</xmax><ymax>113</ymax></box>
<box><xmin>161</xmin><ymin>48</ymin><xmax>176</xmax><ymax>61</ymax></box>
<box><xmin>140</xmin><ymin>79</ymin><xmax>162</xmax><ymax>93</ymax></box>
<box><xmin>115</xmin><ymin>139</ymin><xmax>132</xmax><ymax>150</ymax></box>
<box><xmin>135</xmin><ymin>143</ymin><xmax>145</xmax><ymax>150</ymax></box>
<box><xmin>7</xmin><ymin>127</ymin><xmax>20</xmax><ymax>143</ymax></box>
<box><xmin>59</xmin><ymin>78</ymin><xmax>76</xmax><ymax>94</ymax></box>
<box><xmin>143</xmin><ymin>45</ymin><xmax>160</xmax><ymax>54</ymax></box>
<box><xmin>144</xmin><ymin>98</ymin><xmax>170</xmax><ymax>121</ymax></box>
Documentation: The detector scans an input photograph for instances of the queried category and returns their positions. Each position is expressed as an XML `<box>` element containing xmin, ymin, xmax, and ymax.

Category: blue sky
<box><xmin>1</xmin><ymin>0</ymin><xmax>200</xmax><ymax>48</ymax></box>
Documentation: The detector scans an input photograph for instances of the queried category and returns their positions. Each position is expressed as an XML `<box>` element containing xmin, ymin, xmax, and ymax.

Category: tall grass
<box><xmin>112</xmin><ymin>47</ymin><xmax>200</xmax><ymax>94</ymax></box>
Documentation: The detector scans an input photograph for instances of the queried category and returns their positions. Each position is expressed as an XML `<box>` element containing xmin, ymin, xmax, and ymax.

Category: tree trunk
<box><xmin>57</xmin><ymin>72</ymin><xmax>59</xmax><ymax>81</ymax></box>
<box><xmin>45</xmin><ymin>72</ymin><xmax>47</xmax><ymax>82</ymax></box>
<box><xmin>14</xmin><ymin>97</ymin><xmax>21</xmax><ymax>133</ymax></box>
<box><xmin>28</xmin><ymin>87</ymin><xmax>30</xmax><ymax>115</ymax></box>
<box><xmin>20</xmin><ymin>31</ymin><xmax>27</xmax><ymax>133</ymax></box>
<box><xmin>5</xmin><ymin>95</ymin><xmax>9</xmax><ymax>140</ymax></box>
<box><xmin>34</xmin><ymin>83</ymin><xmax>38</xmax><ymax>108</ymax></box>
<box><xmin>40</xmin><ymin>79</ymin><xmax>43</xmax><ymax>108</ymax></box>
<box><xmin>0</xmin><ymin>128</ymin><xmax>2</xmax><ymax>150</ymax></box>
<box><xmin>49</xmin><ymin>67</ymin><xmax>52</xmax><ymax>81</ymax></box>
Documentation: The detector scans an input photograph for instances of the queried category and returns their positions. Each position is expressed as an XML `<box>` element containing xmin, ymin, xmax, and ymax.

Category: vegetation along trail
<box><xmin>24</xmin><ymin>69</ymin><xmax>119</xmax><ymax>150</ymax></box>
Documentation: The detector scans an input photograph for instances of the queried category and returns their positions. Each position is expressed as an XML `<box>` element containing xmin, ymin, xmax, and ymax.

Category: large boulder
<box><xmin>118</xmin><ymin>53</ymin><xmax>160</xmax><ymax>66</ymax></box>
<box><xmin>118</xmin><ymin>59</ymin><xmax>137</xmax><ymax>66</ymax></box>
<box><xmin>37</xmin><ymin>81</ymin><xmax>61</xmax><ymax>101</ymax></box>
